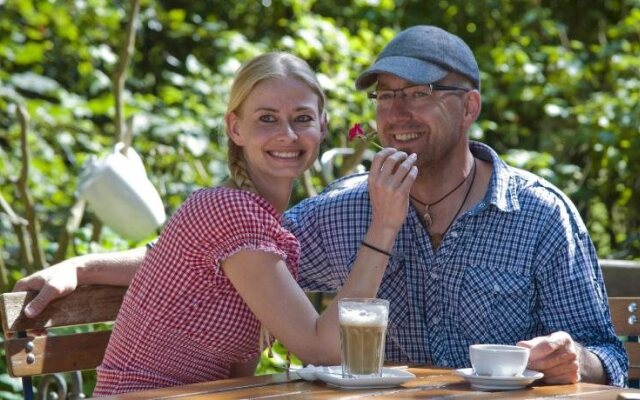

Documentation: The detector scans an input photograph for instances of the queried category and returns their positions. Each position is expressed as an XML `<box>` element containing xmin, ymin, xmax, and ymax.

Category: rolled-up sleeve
<box><xmin>536</xmin><ymin>222</ymin><xmax>628</xmax><ymax>387</ymax></box>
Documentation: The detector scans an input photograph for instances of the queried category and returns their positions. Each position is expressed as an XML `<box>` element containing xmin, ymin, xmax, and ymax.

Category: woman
<box><xmin>93</xmin><ymin>52</ymin><xmax>417</xmax><ymax>395</ymax></box>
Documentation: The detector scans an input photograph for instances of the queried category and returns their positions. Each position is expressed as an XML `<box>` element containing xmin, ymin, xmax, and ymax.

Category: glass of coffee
<box><xmin>338</xmin><ymin>298</ymin><xmax>389</xmax><ymax>378</ymax></box>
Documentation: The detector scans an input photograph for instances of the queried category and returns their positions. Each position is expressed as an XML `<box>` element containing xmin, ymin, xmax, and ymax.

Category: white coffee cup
<box><xmin>469</xmin><ymin>344</ymin><xmax>529</xmax><ymax>377</ymax></box>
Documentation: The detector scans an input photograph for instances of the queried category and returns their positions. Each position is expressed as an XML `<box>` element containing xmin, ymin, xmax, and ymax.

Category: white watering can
<box><xmin>77</xmin><ymin>142</ymin><xmax>166</xmax><ymax>241</ymax></box>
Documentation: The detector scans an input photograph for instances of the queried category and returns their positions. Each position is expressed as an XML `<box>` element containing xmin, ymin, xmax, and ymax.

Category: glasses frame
<box><xmin>367</xmin><ymin>83</ymin><xmax>471</xmax><ymax>104</ymax></box>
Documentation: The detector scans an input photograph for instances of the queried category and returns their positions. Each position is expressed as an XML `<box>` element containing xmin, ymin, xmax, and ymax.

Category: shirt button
<box><xmin>450</xmin><ymin>231</ymin><xmax>458</xmax><ymax>238</ymax></box>
<box><xmin>441</xmin><ymin>359</ymin><xmax>449</xmax><ymax>367</ymax></box>
<box><xmin>430</xmin><ymin>272</ymin><xmax>439</xmax><ymax>280</ymax></box>
<box><xmin>432</xmin><ymin>315</ymin><xmax>441</xmax><ymax>325</ymax></box>
<box><xmin>493</xmin><ymin>284</ymin><xmax>501</xmax><ymax>292</ymax></box>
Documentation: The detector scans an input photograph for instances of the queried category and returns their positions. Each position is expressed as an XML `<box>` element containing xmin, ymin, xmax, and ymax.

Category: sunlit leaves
<box><xmin>0</xmin><ymin>0</ymin><xmax>638</xmax><ymax>287</ymax></box>
<box><xmin>9</xmin><ymin>72</ymin><xmax>60</xmax><ymax>95</ymax></box>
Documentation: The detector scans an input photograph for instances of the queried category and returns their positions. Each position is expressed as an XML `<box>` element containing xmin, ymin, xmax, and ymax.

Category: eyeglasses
<box><xmin>367</xmin><ymin>83</ymin><xmax>471</xmax><ymax>109</ymax></box>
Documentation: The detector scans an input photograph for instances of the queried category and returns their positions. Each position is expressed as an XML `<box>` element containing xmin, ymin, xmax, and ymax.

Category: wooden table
<box><xmin>98</xmin><ymin>367</ymin><xmax>640</xmax><ymax>399</ymax></box>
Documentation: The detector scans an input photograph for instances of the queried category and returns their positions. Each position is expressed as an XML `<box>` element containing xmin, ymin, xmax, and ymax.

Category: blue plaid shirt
<box><xmin>284</xmin><ymin>141</ymin><xmax>627</xmax><ymax>387</ymax></box>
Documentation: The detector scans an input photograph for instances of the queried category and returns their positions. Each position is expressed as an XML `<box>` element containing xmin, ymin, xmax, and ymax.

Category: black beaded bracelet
<box><xmin>361</xmin><ymin>241</ymin><xmax>392</xmax><ymax>257</ymax></box>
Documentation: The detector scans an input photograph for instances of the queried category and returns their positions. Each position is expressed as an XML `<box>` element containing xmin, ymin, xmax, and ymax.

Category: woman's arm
<box><xmin>13</xmin><ymin>247</ymin><xmax>145</xmax><ymax>317</ymax></box>
<box><xmin>223</xmin><ymin>149</ymin><xmax>417</xmax><ymax>365</ymax></box>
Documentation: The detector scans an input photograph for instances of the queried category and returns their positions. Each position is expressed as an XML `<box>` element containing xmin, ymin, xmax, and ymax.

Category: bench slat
<box><xmin>627</xmin><ymin>343</ymin><xmax>640</xmax><ymax>379</ymax></box>
<box><xmin>5</xmin><ymin>331</ymin><xmax>112</xmax><ymax>376</ymax></box>
<box><xmin>609</xmin><ymin>297</ymin><xmax>640</xmax><ymax>383</ymax></box>
<box><xmin>608</xmin><ymin>297</ymin><xmax>640</xmax><ymax>336</ymax></box>
<box><xmin>1</xmin><ymin>286</ymin><xmax>127</xmax><ymax>332</ymax></box>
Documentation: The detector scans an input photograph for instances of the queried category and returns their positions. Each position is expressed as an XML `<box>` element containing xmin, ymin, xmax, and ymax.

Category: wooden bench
<box><xmin>609</xmin><ymin>296</ymin><xmax>640</xmax><ymax>386</ymax></box>
<box><xmin>1</xmin><ymin>285</ymin><xmax>127</xmax><ymax>400</ymax></box>
<box><xmin>601</xmin><ymin>260</ymin><xmax>640</xmax><ymax>297</ymax></box>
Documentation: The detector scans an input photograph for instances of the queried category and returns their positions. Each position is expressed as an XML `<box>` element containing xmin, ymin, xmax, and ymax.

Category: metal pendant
<box><xmin>423</xmin><ymin>206</ymin><xmax>432</xmax><ymax>228</ymax></box>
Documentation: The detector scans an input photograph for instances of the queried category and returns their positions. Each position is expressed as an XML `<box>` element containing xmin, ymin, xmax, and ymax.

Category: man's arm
<box><xmin>12</xmin><ymin>247</ymin><xmax>145</xmax><ymax>317</ymax></box>
<box><xmin>525</xmin><ymin>216</ymin><xmax>627</xmax><ymax>386</ymax></box>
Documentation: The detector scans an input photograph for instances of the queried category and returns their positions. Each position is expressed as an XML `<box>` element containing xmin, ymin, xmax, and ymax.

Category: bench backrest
<box><xmin>1</xmin><ymin>285</ymin><xmax>127</xmax><ymax>377</ymax></box>
<box><xmin>609</xmin><ymin>297</ymin><xmax>640</xmax><ymax>383</ymax></box>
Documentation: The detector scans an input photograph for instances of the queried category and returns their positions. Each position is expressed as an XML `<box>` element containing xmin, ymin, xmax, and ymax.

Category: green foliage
<box><xmin>1</xmin><ymin>0</ymin><xmax>639</xmax><ymax>396</ymax></box>
<box><xmin>255</xmin><ymin>341</ymin><xmax>304</xmax><ymax>375</ymax></box>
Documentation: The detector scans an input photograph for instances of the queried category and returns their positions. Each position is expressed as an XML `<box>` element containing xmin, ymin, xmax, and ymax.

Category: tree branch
<box><xmin>1</xmin><ymin>189</ymin><xmax>34</xmax><ymax>273</ymax></box>
<box><xmin>53</xmin><ymin>198</ymin><xmax>87</xmax><ymax>264</ymax></box>
<box><xmin>16</xmin><ymin>104</ymin><xmax>46</xmax><ymax>271</ymax></box>
<box><xmin>123</xmin><ymin>115</ymin><xmax>135</xmax><ymax>154</ymax></box>
<box><xmin>0</xmin><ymin>192</ymin><xmax>28</xmax><ymax>288</ymax></box>
<box><xmin>113</xmin><ymin>0</ymin><xmax>141</xmax><ymax>146</ymax></box>
<box><xmin>0</xmin><ymin>252</ymin><xmax>7</xmax><ymax>292</ymax></box>
<box><xmin>0</xmin><ymin>191</ymin><xmax>27</xmax><ymax>226</ymax></box>
<box><xmin>90</xmin><ymin>217</ymin><xmax>103</xmax><ymax>245</ymax></box>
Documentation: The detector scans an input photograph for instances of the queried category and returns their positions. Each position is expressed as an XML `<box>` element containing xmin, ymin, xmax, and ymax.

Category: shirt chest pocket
<box><xmin>458</xmin><ymin>266</ymin><xmax>533</xmax><ymax>344</ymax></box>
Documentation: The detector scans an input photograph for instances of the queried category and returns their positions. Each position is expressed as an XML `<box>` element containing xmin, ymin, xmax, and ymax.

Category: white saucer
<box><xmin>456</xmin><ymin>368</ymin><xmax>544</xmax><ymax>391</ymax></box>
<box><xmin>309</xmin><ymin>366</ymin><xmax>415</xmax><ymax>389</ymax></box>
<box><xmin>293</xmin><ymin>365</ymin><xmax>325</xmax><ymax>381</ymax></box>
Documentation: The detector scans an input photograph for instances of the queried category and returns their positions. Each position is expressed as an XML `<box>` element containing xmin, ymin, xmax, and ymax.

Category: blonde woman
<box><xmin>93</xmin><ymin>52</ymin><xmax>417</xmax><ymax>395</ymax></box>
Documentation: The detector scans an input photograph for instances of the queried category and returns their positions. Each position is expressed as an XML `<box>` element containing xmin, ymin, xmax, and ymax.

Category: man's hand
<box><xmin>517</xmin><ymin>331</ymin><xmax>580</xmax><ymax>384</ymax></box>
<box><xmin>517</xmin><ymin>330</ymin><xmax>610</xmax><ymax>385</ymax></box>
<box><xmin>518</xmin><ymin>331</ymin><xmax>608</xmax><ymax>385</ymax></box>
<box><xmin>13</xmin><ymin>259</ymin><xmax>80</xmax><ymax>318</ymax></box>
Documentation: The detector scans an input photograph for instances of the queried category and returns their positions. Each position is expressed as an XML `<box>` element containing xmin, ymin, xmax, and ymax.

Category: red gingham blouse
<box><xmin>93</xmin><ymin>187</ymin><xmax>300</xmax><ymax>395</ymax></box>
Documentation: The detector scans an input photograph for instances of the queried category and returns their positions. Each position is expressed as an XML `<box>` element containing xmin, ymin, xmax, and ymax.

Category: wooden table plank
<box><xmin>98</xmin><ymin>373</ymin><xmax>299</xmax><ymax>399</ymax></box>
<box><xmin>97</xmin><ymin>366</ymin><xmax>640</xmax><ymax>399</ymax></box>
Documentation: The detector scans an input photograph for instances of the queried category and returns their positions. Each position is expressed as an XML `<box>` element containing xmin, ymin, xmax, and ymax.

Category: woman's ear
<box><xmin>225</xmin><ymin>112</ymin><xmax>244</xmax><ymax>146</ymax></box>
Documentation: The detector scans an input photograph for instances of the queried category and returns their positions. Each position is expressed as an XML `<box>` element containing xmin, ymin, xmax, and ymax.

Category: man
<box><xmin>13</xmin><ymin>25</ymin><xmax>627</xmax><ymax>386</ymax></box>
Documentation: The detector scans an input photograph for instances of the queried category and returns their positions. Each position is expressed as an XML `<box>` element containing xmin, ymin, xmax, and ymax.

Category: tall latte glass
<box><xmin>338</xmin><ymin>298</ymin><xmax>389</xmax><ymax>378</ymax></box>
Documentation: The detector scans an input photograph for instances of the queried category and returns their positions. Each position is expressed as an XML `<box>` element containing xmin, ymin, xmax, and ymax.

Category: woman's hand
<box><xmin>368</xmin><ymin>148</ymin><xmax>418</xmax><ymax>233</ymax></box>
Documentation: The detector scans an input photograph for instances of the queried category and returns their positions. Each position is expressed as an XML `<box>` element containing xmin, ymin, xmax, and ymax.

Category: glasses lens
<box><xmin>376</xmin><ymin>91</ymin><xmax>395</xmax><ymax>102</ymax></box>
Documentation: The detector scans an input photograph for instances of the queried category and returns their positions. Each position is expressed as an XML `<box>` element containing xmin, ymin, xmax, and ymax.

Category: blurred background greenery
<box><xmin>1</xmin><ymin>0</ymin><xmax>639</xmax><ymax>397</ymax></box>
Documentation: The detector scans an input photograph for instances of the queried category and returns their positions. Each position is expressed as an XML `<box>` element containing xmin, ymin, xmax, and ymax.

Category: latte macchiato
<box><xmin>338</xmin><ymin>298</ymin><xmax>389</xmax><ymax>378</ymax></box>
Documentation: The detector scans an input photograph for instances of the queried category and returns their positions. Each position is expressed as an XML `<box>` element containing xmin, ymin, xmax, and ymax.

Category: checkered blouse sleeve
<box><xmin>169</xmin><ymin>188</ymin><xmax>299</xmax><ymax>278</ymax></box>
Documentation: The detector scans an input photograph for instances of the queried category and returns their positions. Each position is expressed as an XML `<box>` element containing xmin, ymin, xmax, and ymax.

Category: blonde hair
<box><xmin>225</xmin><ymin>52</ymin><xmax>326</xmax><ymax>193</ymax></box>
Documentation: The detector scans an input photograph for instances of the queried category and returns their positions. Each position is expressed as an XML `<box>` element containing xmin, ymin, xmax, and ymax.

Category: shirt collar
<box><xmin>469</xmin><ymin>141</ymin><xmax>520</xmax><ymax>213</ymax></box>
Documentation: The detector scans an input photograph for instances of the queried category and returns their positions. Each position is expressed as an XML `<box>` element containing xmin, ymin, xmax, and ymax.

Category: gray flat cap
<box><xmin>355</xmin><ymin>25</ymin><xmax>480</xmax><ymax>90</ymax></box>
